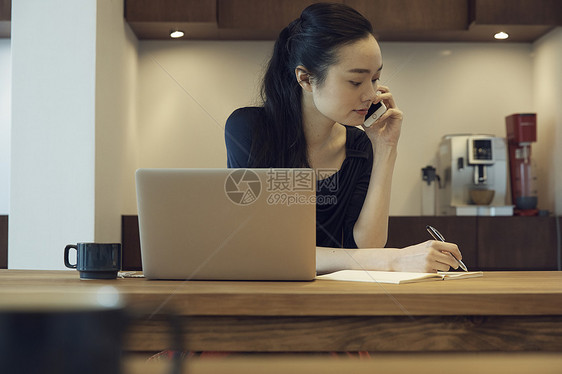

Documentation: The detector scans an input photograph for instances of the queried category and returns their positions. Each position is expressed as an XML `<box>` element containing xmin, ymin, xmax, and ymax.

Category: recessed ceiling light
<box><xmin>170</xmin><ymin>30</ymin><xmax>185</xmax><ymax>39</ymax></box>
<box><xmin>494</xmin><ymin>32</ymin><xmax>509</xmax><ymax>40</ymax></box>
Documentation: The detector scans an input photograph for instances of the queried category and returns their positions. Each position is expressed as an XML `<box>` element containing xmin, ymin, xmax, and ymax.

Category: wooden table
<box><xmin>124</xmin><ymin>354</ymin><xmax>562</xmax><ymax>374</ymax></box>
<box><xmin>1</xmin><ymin>270</ymin><xmax>561</xmax><ymax>353</ymax></box>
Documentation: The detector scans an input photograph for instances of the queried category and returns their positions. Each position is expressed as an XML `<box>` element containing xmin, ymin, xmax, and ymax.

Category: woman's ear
<box><xmin>295</xmin><ymin>66</ymin><xmax>313</xmax><ymax>92</ymax></box>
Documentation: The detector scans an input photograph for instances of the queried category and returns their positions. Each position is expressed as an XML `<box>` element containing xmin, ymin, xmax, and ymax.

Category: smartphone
<box><xmin>363</xmin><ymin>101</ymin><xmax>387</xmax><ymax>128</ymax></box>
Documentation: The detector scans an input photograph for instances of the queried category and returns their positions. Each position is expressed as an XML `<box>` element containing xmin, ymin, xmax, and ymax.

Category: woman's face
<box><xmin>310</xmin><ymin>35</ymin><xmax>383</xmax><ymax>126</ymax></box>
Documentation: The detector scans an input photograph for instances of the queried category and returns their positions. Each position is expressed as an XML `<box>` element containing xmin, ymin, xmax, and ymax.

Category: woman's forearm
<box><xmin>352</xmin><ymin>145</ymin><xmax>397</xmax><ymax>248</ymax></box>
<box><xmin>316</xmin><ymin>246</ymin><xmax>397</xmax><ymax>274</ymax></box>
<box><xmin>317</xmin><ymin>240</ymin><xmax>464</xmax><ymax>275</ymax></box>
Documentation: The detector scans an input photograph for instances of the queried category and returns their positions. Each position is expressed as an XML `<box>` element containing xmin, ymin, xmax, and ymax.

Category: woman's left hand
<box><xmin>361</xmin><ymin>85</ymin><xmax>403</xmax><ymax>148</ymax></box>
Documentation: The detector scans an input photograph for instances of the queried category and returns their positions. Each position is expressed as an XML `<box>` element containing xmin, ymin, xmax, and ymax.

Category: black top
<box><xmin>225</xmin><ymin>107</ymin><xmax>373</xmax><ymax>248</ymax></box>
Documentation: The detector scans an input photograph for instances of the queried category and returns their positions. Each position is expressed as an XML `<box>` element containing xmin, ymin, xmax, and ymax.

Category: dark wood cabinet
<box><xmin>0</xmin><ymin>215</ymin><xmax>7</xmax><ymax>269</ymax></box>
<box><xmin>122</xmin><ymin>215</ymin><xmax>142</xmax><ymax>271</ymax></box>
<box><xmin>1</xmin><ymin>215</ymin><xmax>559</xmax><ymax>271</ymax></box>
<box><xmin>386</xmin><ymin>216</ymin><xmax>478</xmax><ymax>269</ymax></box>
<box><xmin>476</xmin><ymin>216</ymin><xmax>559</xmax><ymax>270</ymax></box>
<box><xmin>120</xmin><ymin>215</ymin><xmax>562</xmax><ymax>271</ymax></box>
<box><xmin>387</xmin><ymin>216</ymin><xmax>561</xmax><ymax>271</ymax></box>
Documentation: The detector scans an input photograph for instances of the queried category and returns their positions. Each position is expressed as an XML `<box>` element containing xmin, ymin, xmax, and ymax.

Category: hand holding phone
<box><xmin>363</xmin><ymin>101</ymin><xmax>387</xmax><ymax>128</ymax></box>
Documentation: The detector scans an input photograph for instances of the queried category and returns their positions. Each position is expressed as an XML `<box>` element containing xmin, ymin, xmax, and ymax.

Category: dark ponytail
<box><xmin>250</xmin><ymin>3</ymin><xmax>374</xmax><ymax>168</ymax></box>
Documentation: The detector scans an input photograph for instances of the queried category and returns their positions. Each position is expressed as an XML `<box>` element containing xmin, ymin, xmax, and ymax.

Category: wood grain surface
<box><xmin>123</xmin><ymin>353</ymin><xmax>562</xmax><ymax>374</ymax></box>
<box><xmin>2</xmin><ymin>270</ymin><xmax>561</xmax><ymax>352</ymax></box>
<box><xmin>124</xmin><ymin>314</ymin><xmax>562</xmax><ymax>352</ymax></box>
<box><xmin>1</xmin><ymin>270</ymin><xmax>561</xmax><ymax>315</ymax></box>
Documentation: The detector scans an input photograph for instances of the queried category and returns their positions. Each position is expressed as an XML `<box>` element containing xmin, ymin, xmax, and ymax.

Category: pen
<box><xmin>425</xmin><ymin>225</ymin><xmax>468</xmax><ymax>272</ymax></box>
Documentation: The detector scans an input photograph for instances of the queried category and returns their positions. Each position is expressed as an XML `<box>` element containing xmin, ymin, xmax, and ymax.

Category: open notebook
<box><xmin>316</xmin><ymin>270</ymin><xmax>483</xmax><ymax>284</ymax></box>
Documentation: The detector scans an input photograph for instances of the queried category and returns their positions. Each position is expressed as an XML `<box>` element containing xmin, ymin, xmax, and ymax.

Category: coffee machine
<box><xmin>505</xmin><ymin>113</ymin><xmax>538</xmax><ymax>216</ymax></box>
<box><xmin>435</xmin><ymin>134</ymin><xmax>513</xmax><ymax>216</ymax></box>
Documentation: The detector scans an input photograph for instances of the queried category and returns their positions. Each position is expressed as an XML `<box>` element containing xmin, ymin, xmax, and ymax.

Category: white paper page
<box><xmin>316</xmin><ymin>270</ymin><xmax>442</xmax><ymax>284</ymax></box>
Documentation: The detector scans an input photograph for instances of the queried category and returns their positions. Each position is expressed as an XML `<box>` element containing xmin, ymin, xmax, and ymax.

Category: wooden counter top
<box><xmin>2</xmin><ymin>270</ymin><xmax>561</xmax><ymax>352</ymax></box>
<box><xmin>1</xmin><ymin>270</ymin><xmax>561</xmax><ymax>316</ymax></box>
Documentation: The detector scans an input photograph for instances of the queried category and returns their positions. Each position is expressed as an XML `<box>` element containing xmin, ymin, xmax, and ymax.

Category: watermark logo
<box><xmin>225</xmin><ymin>169</ymin><xmax>337</xmax><ymax>206</ymax></box>
<box><xmin>225</xmin><ymin>169</ymin><xmax>262</xmax><ymax>205</ymax></box>
<box><xmin>317</xmin><ymin>168</ymin><xmax>339</xmax><ymax>193</ymax></box>
<box><xmin>266</xmin><ymin>169</ymin><xmax>315</xmax><ymax>192</ymax></box>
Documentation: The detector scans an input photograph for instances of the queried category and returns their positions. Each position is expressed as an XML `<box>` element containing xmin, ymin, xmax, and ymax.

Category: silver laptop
<box><xmin>135</xmin><ymin>168</ymin><xmax>316</xmax><ymax>280</ymax></box>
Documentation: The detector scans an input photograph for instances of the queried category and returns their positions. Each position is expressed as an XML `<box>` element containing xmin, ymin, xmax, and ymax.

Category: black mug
<box><xmin>64</xmin><ymin>243</ymin><xmax>122</xmax><ymax>279</ymax></box>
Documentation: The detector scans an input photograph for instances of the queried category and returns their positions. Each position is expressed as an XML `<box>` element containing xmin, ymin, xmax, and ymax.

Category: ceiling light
<box><xmin>494</xmin><ymin>32</ymin><xmax>509</xmax><ymax>40</ymax></box>
<box><xmin>170</xmin><ymin>30</ymin><xmax>185</xmax><ymax>39</ymax></box>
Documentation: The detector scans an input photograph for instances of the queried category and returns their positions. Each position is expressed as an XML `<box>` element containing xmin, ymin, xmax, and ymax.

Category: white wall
<box><xmin>135</xmin><ymin>41</ymin><xmax>537</xmax><ymax>216</ymax></box>
<box><xmin>0</xmin><ymin>39</ymin><xmax>10</xmax><ymax>215</ymax></box>
<box><xmin>532</xmin><ymin>27</ymin><xmax>562</xmax><ymax>215</ymax></box>
<box><xmin>380</xmin><ymin>42</ymin><xmax>535</xmax><ymax>214</ymax></box>
<box><xmin>4</xmin><ymin>20</ymin><xmax>561</xmax><ymax>269</ymax></box>
<box><xmin>9</xmin><ymin>0</ymin><xmax>138</xmax><ymax>269</ymax></box>
<box><xmin>126</xmin><ymin>41</ymin><xmax>272</xmax><ymax>213</ymax></box>
<box><xmin>10</xmin><ymin>0</ymin><xmax>98</xmax><ymax>269</ymax></box>
<box><xmin>94</xmin><ymin>0</ymin><xmax>139</xmax><ymax>241</ymax></box>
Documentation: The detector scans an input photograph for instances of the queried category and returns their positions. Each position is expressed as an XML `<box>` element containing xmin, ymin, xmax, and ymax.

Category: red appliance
<box><xmin>505</xmin><ymin>113</ymin><xmax>538</xmax><ymax>216</ymax></box>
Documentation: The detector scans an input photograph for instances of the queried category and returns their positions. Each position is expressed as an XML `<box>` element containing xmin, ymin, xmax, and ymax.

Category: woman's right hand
<box><xmin>361</xmin><ymin>85</ymin><xmax>403</xmax><ymax>148</ymax></box>
<box><xmin>391</xmin><ymin>241</ymin><xmax>463</xmax><ymax>273</ymax></box>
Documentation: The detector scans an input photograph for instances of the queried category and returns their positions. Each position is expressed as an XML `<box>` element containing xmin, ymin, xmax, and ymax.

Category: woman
<box><xmin>225</xmin><ymin>2</ymin><xmax>462</xmax><ymax>274</ymax></box>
